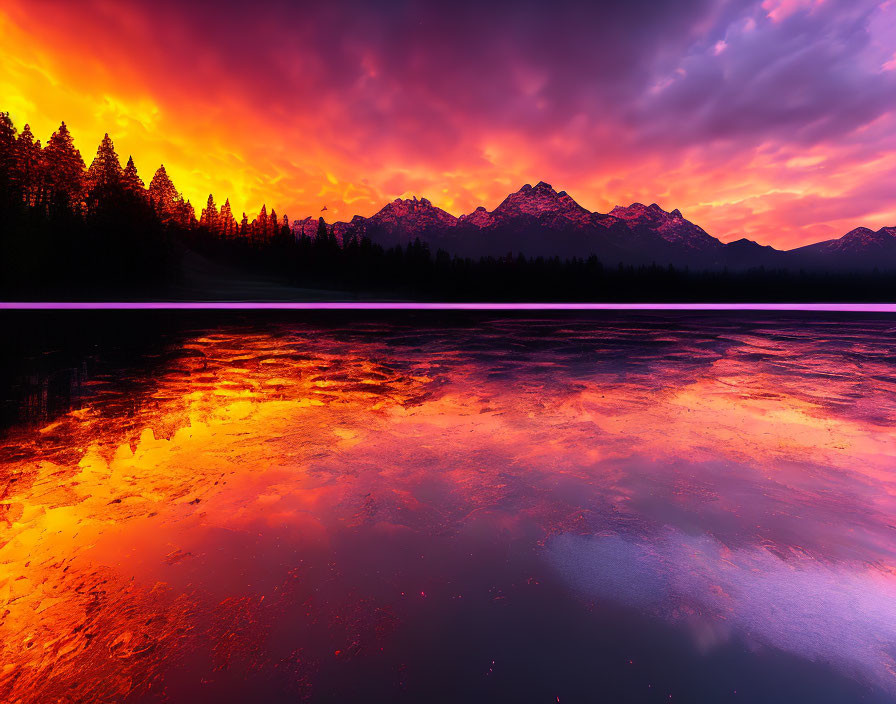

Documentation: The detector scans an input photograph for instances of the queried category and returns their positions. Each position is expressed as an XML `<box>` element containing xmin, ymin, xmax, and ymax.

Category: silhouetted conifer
<box><xmin>269</xmin><ymin>208</ymin><xmax>278</xmax><ymax>241</ymax></box>
<box><xmin>148</xmin><ymin>165</ymin><xmax>183</xmax><ymax>226</ymax></box>
<box><xmin>220</xmin><ymin>198</ymin><xmax>236</xmax><ymax>237</ymax></box>
<box><xmin>200</xmin><ymin>193</ymin><xmax>219</xmax><ymax>232</ymax></box>
<box><xmin>181</xmin><ymin>199</ymin><xmax>197</xmax><ymax>227</ymax></box>
<box><xmin>0</xmin><ymin>112</ymin><xmax>18</xmax><ymax>200</ymax></box>
<box><xmin>85</xmin><ymin>133</ymin><xmax>123</xmax><ymax>206</ymax></box>
<box><xmin>0</xmin><ymin>112</ymin><xmax>15</xmax><ymax>159</ymax></box>
<box><xmin>255</xmin><ymin>204</ymin><xmax>268</xmax><ymax>243</ymax></box>
<box><xmin>11</xmin><ymin>124</ymin><xmax>42</xmax><ymax>206</ymax></box>
<box><xmin>121</xmin><ymin>155</ymin><xmax>145</xmax><ymax>196</ymax></box>
<box><xmin>43</xmin><ymin>122</ymin><xmax>85</xmax><ymax>212</ymax></box>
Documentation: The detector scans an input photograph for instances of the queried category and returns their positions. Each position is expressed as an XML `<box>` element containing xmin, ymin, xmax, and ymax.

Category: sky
<box><xmin>1</xmin><ymin>0</ymin><xmax>895</xmax><ymax>248</ymax></box>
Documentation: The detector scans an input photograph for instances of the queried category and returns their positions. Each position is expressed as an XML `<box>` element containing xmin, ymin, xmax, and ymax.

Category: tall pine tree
<box><xmin>0</xmin><ymin>112</ymin><xmax>15</xmax><ymax>162</ymax></box>
<box><xmin>43</xmin><ymin>122</ymin><xmax>85</xmax><ymax>212</ymax></box>
<box><xmin>86</xmin><ymin>133</ymin><xmax>122</xmax><ymax>189</ymax></box>
<box><xmin>122</xmin><ymin>155</ymin><xmax>145</xmax><ymax>196</ymax></box>
<box><xmin>200</xmin><ymin>193</ymin><xmax>219</xmax><ymax>232</ymax></box>
<box><xmin>180</xmin><ymin>199</ymin><xmax>197</xmax><ymax>227</ymax></box>
<box><xmin>0</xmin><ymin>112</ymin><xmax>17</xmax><ymax>200</ymax></box>
<box><xmin>220</xmin><ymin>198</ymin><xmax>236</xmax><ymax>237</ymax></box>
<box><xmin>255</xmin><ymin>204</ymin><xmax>268</xmax><ymax>243</ymax></box>
<box><xmin>11</xmin><ymin>124</ymin><xmax>42</xmax><ymax>206</ymax></box>
<box><xmin>149</xmin><ymin>165</ymin><xmax>181</xmax><ymax>225</ymax></box>
<box><xmin>85</xmin><ymin>133</ymin><xmax>123</xmax><ymax>211</ymax></box>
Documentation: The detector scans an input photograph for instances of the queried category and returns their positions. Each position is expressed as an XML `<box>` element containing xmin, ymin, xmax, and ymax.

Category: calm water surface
<box><xmin>1</xmin><ymin>314</ymin><xmax>895</xmax><ymax>703</ymax></box>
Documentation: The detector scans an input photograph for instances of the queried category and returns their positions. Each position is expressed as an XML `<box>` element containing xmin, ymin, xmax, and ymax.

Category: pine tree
<box><xmin>240</xmin><ymin>212</ymin><xmax>249</xmax><ymax>238</ymax></box>
<box><xmin>0</xmin><ymin>112</ymin><xmax>15</xmax><ymax>159</ymax></box>
<box><xmin>148</xmin><ymin>164</ymin><xmax>175</xmax><ymax>202</ymax></box>
<box><xmin>220</xmin><ymin>198</ymin><xmax>236</xmax><ymax>237</ymax></box>
<box><xmin>180</xmin><ymin>198</ymin><xmax>197</xmax><ymax>227</ymax></box>
<box><xmin>122</xmin><ymin>155</ymin><xmax>145</xmax><ymax>196</ymax></box>
<box><xmin>256</xmin><ymin>204</ymin><xmax>268</xmax><ymax>243</ymax></box>
<box><xmin>0</xmin><ymin>112</ymin><xmax>17</xmax><ymax>198</ymax></box>
<box><xmin>148</xmin><ymin>165</ymin><xmax>180</xmax><ymax>225</ymax></box>
<box><xmin>43</xmin><ymin>121</ymin><xmax>86</xmax><ymax>211</ymax></box>
<box><xmin>86</xmin><ymin>133</ymin><xmax>123</xmax><ymax>196</ymax></box>
<box><xmin>11</xmin><ymin>124</ymin><xmax>42</xmax><ymax>206</ymax></box>
<box><xmin>200</xmin><ymin>193</ymin><xmax>219</xmax><ymax>232</ymax></box>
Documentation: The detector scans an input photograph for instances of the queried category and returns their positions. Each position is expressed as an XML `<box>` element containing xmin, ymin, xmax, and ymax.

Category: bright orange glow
<box><xmin>2</xmin><ymin>320</ymin><xmax>895</xmax><ymax>700</ymax></box>
<box><xmin>3</xmin><ymin>1</ymin><xmax>896</xmax><ymax>247</ymax></box>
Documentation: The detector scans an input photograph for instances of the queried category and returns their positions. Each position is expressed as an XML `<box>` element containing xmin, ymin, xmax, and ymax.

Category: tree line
<box><xmin>0</xmin><ymin>112</ymin><xmax>340</xmax><ymax>298</ymax></box>
<box><xmin>1</xmin><ymin>114</ymin><xmax>183</xmax><ymax>296</ymax></box>
<box><xmin>2</xmin><ymin>111</ymin><xmax>894</xmax><ymax>301</ymax></box>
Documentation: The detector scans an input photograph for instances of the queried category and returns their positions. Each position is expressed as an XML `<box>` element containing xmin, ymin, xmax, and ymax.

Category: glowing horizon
<box><xmin>2</xmin><ymin>0</ymin><xmax>896</xmax><ymax>248</ymax></box>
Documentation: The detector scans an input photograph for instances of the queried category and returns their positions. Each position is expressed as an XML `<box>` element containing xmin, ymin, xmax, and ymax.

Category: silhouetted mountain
<box><xmin>341</xmin><ymin>196</ymin><xmax>458</xmax><ymax>248</ymax></box>
<box><xmin>325</xmin><ymin>182</ymin><xmax>755</xmax><ymax>267</ymax></box>
<box><xmin>318</xmin><ymin>182</ymin><xmax>894</xmax><ymax>271</ymax></box>
<box><xmin>785</xmin><ymin>226</ymin><xmax>896</xmax><ymax>270</ymax></box>
<box><xmin>608</xmin><ymin>202</ymin><xmax>719</xmax><ymax>252</ymax></box>
<box><xmin>4</xmin><ymin>108</ymin><xmax>893</xmax><ymax>301</ymax></box>
<box><xmin>483</xmin><ymin>181</ymin><xmax>594</xmax><ymax>228</ymax></box>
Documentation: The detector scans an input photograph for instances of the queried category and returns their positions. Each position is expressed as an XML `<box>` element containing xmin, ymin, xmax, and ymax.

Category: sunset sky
<box><xmin>2</xmin><ymin>0</ymin><xmax>895</xmax><ymax>248</ymax></box>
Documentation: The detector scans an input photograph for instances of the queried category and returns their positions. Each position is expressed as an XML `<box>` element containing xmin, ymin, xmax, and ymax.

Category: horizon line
<box><xmin>0</xmin><ymin>302</ymin><xmax>894</xmax><ymax>312</ymax></box>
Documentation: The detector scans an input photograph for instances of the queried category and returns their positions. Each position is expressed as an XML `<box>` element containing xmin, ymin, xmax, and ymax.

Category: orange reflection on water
<box><xmin>1</xmin><ymin>339</ymin><xmax>428</xmax><ymax>702</ymax></box>
<box><xmin>1</xmin><ymin>320</ymin><xmax>895</xmax><ymax>702</ymax></box>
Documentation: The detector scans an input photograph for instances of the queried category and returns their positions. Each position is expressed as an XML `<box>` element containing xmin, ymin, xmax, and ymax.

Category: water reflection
<box><xmin>1</xmin><ymin>315</ymin><xmax>895</xmax><ymax>702</ymax></box>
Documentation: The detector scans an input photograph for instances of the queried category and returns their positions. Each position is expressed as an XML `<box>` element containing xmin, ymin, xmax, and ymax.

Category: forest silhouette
<box><xmin>1</xmin><ymin>112</ymin><xmax>893</xmax><ymax>301</ymax></box>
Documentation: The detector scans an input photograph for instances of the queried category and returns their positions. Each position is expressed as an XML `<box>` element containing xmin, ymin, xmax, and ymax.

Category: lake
<box><xmin>1</xmin><ymin>313</ymin><xmax>895</xmax><ymax>703</ymax></box>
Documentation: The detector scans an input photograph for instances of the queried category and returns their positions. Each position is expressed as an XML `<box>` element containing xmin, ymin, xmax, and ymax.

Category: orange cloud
<box><xmin>2</xmin><ymin>0</ymin><xmax>895</xmax><ymax>248</ymax></box>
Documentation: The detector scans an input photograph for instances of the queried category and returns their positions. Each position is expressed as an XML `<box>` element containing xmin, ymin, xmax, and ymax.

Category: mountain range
<box><xmin>294</xmin><ymin>181</ymin><xmax>896</xmax><ymax>271</ymax></box>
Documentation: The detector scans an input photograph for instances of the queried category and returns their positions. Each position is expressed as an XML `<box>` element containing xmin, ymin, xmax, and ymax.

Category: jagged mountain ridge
<box><xmin>296</xmin><ymin>182</ymin><xmax>895</xmax><ymax>270</ymax></box>
<box><xmin>781</xmin><ymin>226</ymin><xmax>896</xmax><ymax>271</ymax></box>
<box><xmin>791</xmin><ymin>226</ymin><xmax>896</xmax><ymax>255</ymax></box>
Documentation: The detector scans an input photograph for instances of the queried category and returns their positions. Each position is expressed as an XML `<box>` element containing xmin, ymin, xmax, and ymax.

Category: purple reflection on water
<box><xmin>1</xmin><ymin>314</ymin><xmax>894</xmax><ymax>703</ymax></box>
<box><xmin>0</xmin><ymin>301</ymin><xmax>895</xmax><ymax>311</ymax></box>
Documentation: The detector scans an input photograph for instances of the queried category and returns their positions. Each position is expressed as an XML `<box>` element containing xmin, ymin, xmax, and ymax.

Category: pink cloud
<box><xmin>2</xmin><ymin>0</ymin><xmax>894</xmax><ymax>247</ymax></box>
